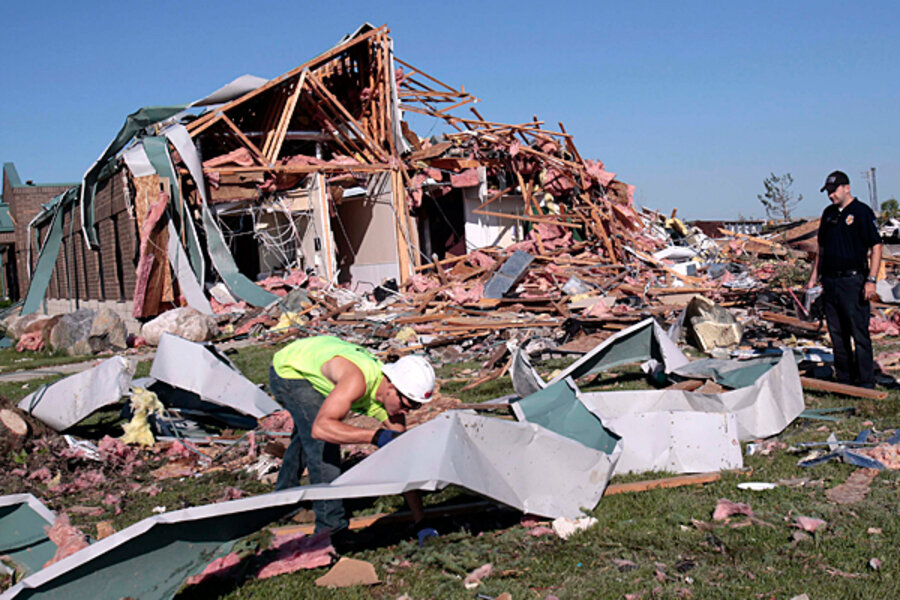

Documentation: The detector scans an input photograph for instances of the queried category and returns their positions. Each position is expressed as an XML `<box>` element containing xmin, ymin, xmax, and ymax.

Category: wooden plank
<box><xmin>267</xmin><ymin>70</ymin><xmax>308</xmax><ymax>162</ymax></box>
<box><xmin>760</xmin><ymin>311</ymin><xmax>826</xmax><ymax>333</ymax></box>
<box><xmin>800</xmin><ymin>377</ymin><xmax>888</xmax><ymax>400</ymax></box>
<box><xmin>603</xmin><ymin>471</ymin><xmax>724</xmax><ymax>495</ymax></box>
<box><xmin>219</xmin><ymin>114</ymin><xmax>268</xmax><ymax>165</ymax></box>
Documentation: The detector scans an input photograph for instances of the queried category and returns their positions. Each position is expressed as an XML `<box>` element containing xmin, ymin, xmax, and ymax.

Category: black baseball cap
<box><xmin>820</xmin><ymin>170</ymin><xmax>849</xmax><ymax>193</ymax></box>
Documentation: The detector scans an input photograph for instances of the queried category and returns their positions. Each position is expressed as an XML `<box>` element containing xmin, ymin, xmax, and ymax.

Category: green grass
<box><xmin>6</xmin><ymin>345</ymin><xmax>900</xmax><ymax>598</ymax></box>
<box><xmin>0</xmin><ymin>346</ymin><xmax>93</xmax><ymax>373</ymax></box>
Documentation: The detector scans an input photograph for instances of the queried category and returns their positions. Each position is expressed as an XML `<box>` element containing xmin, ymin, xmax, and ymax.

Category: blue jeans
<box><xmin>269</xmin><ymin>366</ymin><xmax>348</xmax><ymax>534</ymax></box>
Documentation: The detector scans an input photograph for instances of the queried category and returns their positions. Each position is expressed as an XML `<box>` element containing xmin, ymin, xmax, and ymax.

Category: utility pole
<box><xmin>862</xmin><ymin>167</ymin><xmax>878</xmax><ymax>212</ymax></box>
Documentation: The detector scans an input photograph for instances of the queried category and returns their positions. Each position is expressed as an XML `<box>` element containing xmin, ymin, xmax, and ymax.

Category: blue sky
<box><xmin>2</xmin><ymin>1</ymin><xmax>898</xmax><ymax>220</ymax></box>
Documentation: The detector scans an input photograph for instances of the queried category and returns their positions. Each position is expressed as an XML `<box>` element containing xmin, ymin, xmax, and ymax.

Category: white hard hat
<box><xmin>382</xmin><ymin>355</ymin><xmax>436</xmax><ymax>403</ymax></box>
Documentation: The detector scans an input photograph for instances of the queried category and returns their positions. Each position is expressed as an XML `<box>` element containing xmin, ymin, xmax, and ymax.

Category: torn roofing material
<box><xmin>0</xmin><ymin>495</ymin><xmax>57</xmax><ymax>577</ymax></box>
<box><xmin>1</xmin><ymin>412</ymin><xmax>619</xmax><ymax>600</ymax></box>
<box><xmin>16</xmin><ymin>357</ymin><xmax>135</xmax><ymax>431</ymax></box>
<box><xmin>149</xmin><ymin>333</ymin><xmax>281</xmax><ymax>418</ymax></box>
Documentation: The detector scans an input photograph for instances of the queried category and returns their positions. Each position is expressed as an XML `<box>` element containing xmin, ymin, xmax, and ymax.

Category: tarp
<box><xmin>1</xmin><ymin>411</ymin><xmax>620</xmax><ymax>600</ymax></box>
<box><xmin>17</xmin><ymin>357</ymin><xmax>135</xmax><ymax>431</ymax></box>
<box><xmin>150</xmin><ymin>333</ymin><xmax>281</xmax><ymax>418</ymax></box>
<box><xmin>0</xmin><ymin>495</ymin><xmax>57</xmax><ymax>576</ymax></box>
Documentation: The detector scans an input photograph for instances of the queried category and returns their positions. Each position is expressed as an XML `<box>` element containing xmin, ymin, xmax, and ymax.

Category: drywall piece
<box><xmin>547</xmin><ymin>318</ymin><xmax>690</xmax><ymax>386</ymax></box>
<box><xmin>510</xmin><ymin>379</ymin><xmax>620</xmax><ymax>454</ymax></box>
<box><xmin>0</xmin><ymin>495</ymin><xmax>57</xmax><ymax>576</ymax></box>
<box><xmin>604</xmin><ymin>411</ymin><xmax>743</xmax><ymax>475</ymax></box>
<box><xmin>150</xmin><ymin>333</ymin><xmax>281</xmax><ymax>419</ymax></box>
<box><xmin>579</xmin><ymin>349</ymin><xmax>805</xmax><ymax>442</ymax></box>
<box><xmin>483</xmin><ymin>250</ymin><xmax>534</xmax><ymax>299</ymax></box>
<box><xmin>17</xmin><ymin>357</ymin><xmax>135</xmax><ymax>431</ymax></box>
<box><xmin>1</xmin><ymin>412</ymin><xmax>619</xmax><ymax>600</ymax></box>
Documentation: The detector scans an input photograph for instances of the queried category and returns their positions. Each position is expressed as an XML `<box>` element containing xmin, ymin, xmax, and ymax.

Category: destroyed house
<box><xmin>11</xmin><ymin>24</ymin><xmax>646</xmax><ymax>322</ymax></box>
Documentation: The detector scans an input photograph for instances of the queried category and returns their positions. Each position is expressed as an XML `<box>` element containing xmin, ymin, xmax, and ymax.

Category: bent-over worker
<box><xmin>269</xmin><ymin>335</ymin><xmax>438</xmax><ymax>546</ymax></box>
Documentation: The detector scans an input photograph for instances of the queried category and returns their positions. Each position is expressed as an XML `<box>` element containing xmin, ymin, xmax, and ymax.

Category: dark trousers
<box><xmin>269</xmin><ymin>366</ymin><xmax>348</xmax><ymax>534</ymax></box>
<box><xmin>822</xmin><ymin>273</ymin><xmax>874</xmax><ymax>387</ymax></box>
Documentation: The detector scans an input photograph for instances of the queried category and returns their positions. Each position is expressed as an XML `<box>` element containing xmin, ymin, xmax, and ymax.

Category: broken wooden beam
<box><xmin>800</xmin><ymin>377</ymin><xmax>888</xmax><ymax>400</ymax></box>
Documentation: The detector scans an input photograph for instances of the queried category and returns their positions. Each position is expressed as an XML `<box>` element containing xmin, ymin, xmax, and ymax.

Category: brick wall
<box><xmin>35</xmin><ymin>171</ymin><xmax>139</xmax><ymax>305</ymax></box>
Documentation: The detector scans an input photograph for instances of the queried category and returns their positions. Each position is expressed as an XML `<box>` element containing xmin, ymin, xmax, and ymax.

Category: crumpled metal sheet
<box><xmin>580</xmin><ymin>349</ymin><xmax>805</xmax><ymax>442</ymax></box>
<box><xmin>17</xmin><ymin>357</ymin><xmax>135</xmax><ymax>431</ymax></box>
<box><xmin>0</xmin><ymin>494</ymin><xmax>57</xmax><ymax>576</ymax></box>
<box><xmin>0</xmin><ymin>412</ymin><xmax>619</xmax><ymax>600</ymax></box>
<box><xmin>547</xmin><ymin>317</ymin><xmax>690</xmax><ymax>386</ymax></box>
<box><xmin>150</xmin><ymin>333</ymin><xmax>281</xmax><ymax>418</ymax></box>
<box><xmin>511</xmin><ymin>377</ymin><xmax>742</xmax><ymax>476</ymax></box>
<box><xmin>603</xmin><ymin>411</ymin><xmax>743</xmax><ymax>475</ymax></box>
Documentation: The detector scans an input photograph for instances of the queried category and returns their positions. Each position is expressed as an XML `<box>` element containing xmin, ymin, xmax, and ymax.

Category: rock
<box><xmin>48</xmin><ymin>309</ymin><xmax>96</xmax><ymax>356</ymax></box>
<box><xmin>140</xmin><ymin>307</ymin><xmax>218</xmax><ymax>346</ymax></box>
<box><xmin>89</xmin><ymin>308</ymin><xmax>127</xmax><ymax>352</ymax></box>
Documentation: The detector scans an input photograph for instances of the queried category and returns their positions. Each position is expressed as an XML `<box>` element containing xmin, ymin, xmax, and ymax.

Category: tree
<box><xmin>757</xmin><ymin>172</ymin><xmax>802</xmax><ymax>222</ymax></box>
<box><xmin>881</xmin><ymin>197</ymin><xmax>899</xmax><ymax>223</ymax></box>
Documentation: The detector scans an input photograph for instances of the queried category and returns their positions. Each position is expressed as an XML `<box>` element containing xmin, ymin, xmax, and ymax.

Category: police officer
<box><xmin>806</xmin><ymin>170</ymin><xmax>883</xmax><ymax>388</ymax></box>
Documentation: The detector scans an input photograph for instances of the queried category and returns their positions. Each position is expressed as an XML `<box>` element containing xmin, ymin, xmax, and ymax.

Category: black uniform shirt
<box><xmin>817</xmin><ymin>198</ymin><xmax>882</xmax><ymax>275</ymax></box>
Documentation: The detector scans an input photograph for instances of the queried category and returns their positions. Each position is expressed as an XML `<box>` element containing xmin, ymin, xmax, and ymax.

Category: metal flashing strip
<box><xmin>163</xmin><ymin>125</ymin><xmax>280</xmax><ymax>308</ymax></box>
<box><xmin>20</xmin><ymin>189</ymin><xmax>74</xmax><ymax>315</ymax></box>
<box><xmin>2</xmin><ymin>412</ymin><xmax>619</xmax><ymax>600</ymax></box>
<box><xmin>150</xmin><ymin>333</ymin><xmax>280</xmax><ymax>418</ymax></box>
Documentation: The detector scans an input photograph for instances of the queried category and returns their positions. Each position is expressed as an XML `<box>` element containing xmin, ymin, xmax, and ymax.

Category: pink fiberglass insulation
<box><xmin>259</xmin><ymin>409</ymin><xmax>293</xmax><ymax>433</ymax></box>
<box><xmin>712</xmin><ymin>499</ymin><xmax>754</xmax><ymax>521</ymax></box>
<box><xmin>16</xmin><ymin>330</ymin><xmax>44</xmax><ymax>352</ymax></box>
<box><xmin>463</xmin><ymin>563</ymin><xmax>493</xmax><ymax>586</ymax></box>
<box><xmin>256</xmin><ymin>531</ymin><xmax>335</xmax><ymax>578</ymax></box>
<box><xmin>450</xmin><ymin>168</ymin><xmax>480</xmax><ymax>188</ymax></box>
<box><xmin>185</xmin><ymin>552</ymin><xmax>243</xmax><ymax>586</ymax></box>
<box><xmin>794</xmin><ymin>516</ymin><xmax>827</xmax><ymax>532</ymax></box>
<box><xmin>43</xmin><ymin>515</ymin><xmax>90</xmax><ymax>568</ymax></box>
<box><xmin>202</xmin><ymin>148</ymin><xmax>255</xmax><ymax>169</ymax></box>
<box><xmin>468</xmin><ymin>251</ymin><xmax>496</xmax><ymax>269</ymax></box>
<box><xmin>407</xmin><ymin>274</ymin><xmax>440</xmax><ymax>293</ymax></box>
<box><xmin>27</xmin><ymin>467</ymin><xmax>53</xmax><ymax>482</ymax></box>
<box><xmin>448</xmin><ymin>283</ymin><xmax>483</xmax><ymax>304</ymax></box>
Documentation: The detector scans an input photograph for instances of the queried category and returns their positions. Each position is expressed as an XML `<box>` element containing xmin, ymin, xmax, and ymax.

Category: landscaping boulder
<box><xmin>48</xmin><ymin>309</ymin><xmax>96</xmax><ymax>356</ymax></box>
<box><xmin>141</xmin><ymin>307</ymin><xmax>218</xmax><ymax>346</ymax></box>
<box><xmin>89</xmin><ymin>308</ymin><xmax>128</xmax><ymax>352</ymax></box>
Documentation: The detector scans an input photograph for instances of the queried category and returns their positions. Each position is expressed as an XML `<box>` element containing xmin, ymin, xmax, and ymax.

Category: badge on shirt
<box><xmin>845</xmin><ymin>214</ymin><xmax>854</xmax><ymax>226</ymax></box>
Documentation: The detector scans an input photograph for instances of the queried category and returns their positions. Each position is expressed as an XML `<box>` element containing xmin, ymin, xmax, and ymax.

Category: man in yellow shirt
<box><xmin>270</xmin><ymin>336</ymin><xmax>437</xmax><ymax>546</ymax></box>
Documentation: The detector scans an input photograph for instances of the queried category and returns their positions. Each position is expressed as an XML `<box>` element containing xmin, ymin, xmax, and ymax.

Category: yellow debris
<box><xmin>121</xmin><ymin>387</ymin><xmax>165</xmax><ymax>446</ymax></box>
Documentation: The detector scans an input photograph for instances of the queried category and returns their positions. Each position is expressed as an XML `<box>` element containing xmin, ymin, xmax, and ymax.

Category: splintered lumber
<box><xmin>800</xmin><ymin>377</ymin><xmax>889</xmax><ymax>400</ymax></box>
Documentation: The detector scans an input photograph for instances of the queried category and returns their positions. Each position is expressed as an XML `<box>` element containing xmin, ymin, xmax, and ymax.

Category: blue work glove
<box><xmin>415</xmin><ymin>519</ymin><xmax>439</xmax><ymax>547</ymax></box>
<box><xmin>371</xmin><ymin>428</ymin><xmax>402</xmax><ymax>448</ymax></box>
